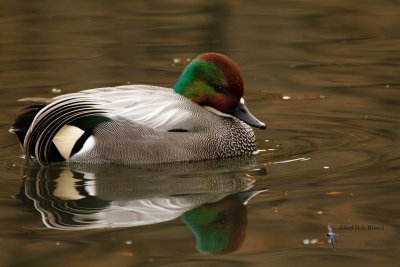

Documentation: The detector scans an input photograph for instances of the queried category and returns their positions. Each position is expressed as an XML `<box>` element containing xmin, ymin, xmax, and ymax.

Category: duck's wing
<box><xmin>54</xmin><ymin>85</ymin><xmax>202</xmax><ymax>131</ymax></box>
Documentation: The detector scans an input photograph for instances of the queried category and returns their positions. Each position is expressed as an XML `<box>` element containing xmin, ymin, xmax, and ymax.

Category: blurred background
<box><xmin>0</xmin><ymin>0</ymin><xmax>399</xmax><ymax>266</ymax></box>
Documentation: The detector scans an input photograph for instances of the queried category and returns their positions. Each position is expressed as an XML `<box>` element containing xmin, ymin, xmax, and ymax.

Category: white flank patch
<box><xmin>240</xmin><ymin>97</ymin><xmax>245</xmax><ymax>104</ymax></box>
<box><xmin>203</xmin><ymin>106</ymin><xmax>233</xmax><ymax>118</ymax></box>
<box><xmin>53</xmin><ymin>125</ymin><xmax>85</xmax><ymax>159</ymax></box>
<box><xmin>53</xmin><ymin>169</ymin><xmax>84</xmax><ymax>200</ymax></box>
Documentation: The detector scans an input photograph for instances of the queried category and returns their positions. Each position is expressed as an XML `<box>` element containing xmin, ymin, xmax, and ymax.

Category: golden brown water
<box><xmin>1</xmin><ymin>1</ymin><xmax>399</xmax><ymax>266</ymax></box>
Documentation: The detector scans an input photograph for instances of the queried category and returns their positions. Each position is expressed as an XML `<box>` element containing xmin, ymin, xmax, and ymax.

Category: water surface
<box><xmin>1</xmin><ymin>0</ymin><xmax>399</xmax><ymax>266</ymax></box>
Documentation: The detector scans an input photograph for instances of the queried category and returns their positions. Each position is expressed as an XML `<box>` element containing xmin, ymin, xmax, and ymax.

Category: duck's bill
<box><xmin>234</xmin><ymin>102</ymin><xmax>267</xmax><ymax>130</ymax></box>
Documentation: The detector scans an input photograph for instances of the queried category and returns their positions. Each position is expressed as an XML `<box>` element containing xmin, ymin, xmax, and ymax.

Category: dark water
<box><xmin>1</xmin><ymin>0</ymin><xmax>399</xmax><ymax>266</ymax></box>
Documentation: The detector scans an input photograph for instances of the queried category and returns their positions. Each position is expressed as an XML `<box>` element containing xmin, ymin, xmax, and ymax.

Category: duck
<box><xmin>10</xmin><ymin>52</ymin><xmax>266</xmax><ymax>165</ymax></box>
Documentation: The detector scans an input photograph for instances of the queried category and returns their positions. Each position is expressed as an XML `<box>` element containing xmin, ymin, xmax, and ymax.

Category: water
<box><xmin>1</xmin><ymin>0</ymin><xmax>399</xmax><ymax>266</ymax></box>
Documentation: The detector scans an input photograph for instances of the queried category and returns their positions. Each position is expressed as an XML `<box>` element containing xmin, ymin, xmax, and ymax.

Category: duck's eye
<box><xmin>215</xmin><ymin>84</ymin><xmax>224</xmax><ymax>93</ymax></box>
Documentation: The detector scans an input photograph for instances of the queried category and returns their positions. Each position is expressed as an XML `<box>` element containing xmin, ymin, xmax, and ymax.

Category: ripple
<box><xmin>258</xmin><ymin>109</ymin><xmax>399</xmax><ymax>170</ymax></box>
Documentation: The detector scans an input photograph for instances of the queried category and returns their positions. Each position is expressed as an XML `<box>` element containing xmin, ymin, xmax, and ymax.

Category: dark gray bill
<box><xmin>233</xmin><ymin>102</ymin><xmax>267</xmax><ymax>129</ymax></box>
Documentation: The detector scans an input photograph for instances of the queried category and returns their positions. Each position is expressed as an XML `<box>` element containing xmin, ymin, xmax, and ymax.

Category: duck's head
<box><xmin>173</xmin><ymin>52</ymin><xmax>266</xmax><ymax>129</ymax></box>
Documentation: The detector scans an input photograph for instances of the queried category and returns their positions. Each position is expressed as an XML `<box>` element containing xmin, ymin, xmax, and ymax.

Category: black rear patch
<box><xmin>47</xmin><ymin>142</ymin><xmax>66</xmax><ymax>162</ymax></box>
<box><xmin>70</xmin><ymin>131</ymin><xmax>92</xmax><ymax>157</ymax></box>
<box><xmin>70</xmin><ymin>116</ymin><xmax>110</xmax><ymax>132</ymax></box>
<box><xmin>11</xmin><ymin>106</ymin><xmax>45</xmax><ymax>144</ymax></box>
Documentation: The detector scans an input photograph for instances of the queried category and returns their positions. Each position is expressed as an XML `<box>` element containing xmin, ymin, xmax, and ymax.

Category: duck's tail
<box><xmin>10</xmin><ymin>98</ymin><xmax>53</xmax><ymax>146</ymax></box>
<box><xmin>12</xmin><ymin>96</ymin><xmax>110</xmax><ymax>164</ymax></box>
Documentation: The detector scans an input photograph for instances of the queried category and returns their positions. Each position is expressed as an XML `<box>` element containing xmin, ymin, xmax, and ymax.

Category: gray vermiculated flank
<box><xmin>70</xmin><ymin>115</ymin><xmax>255</xmax><ymax>165</ymax></box>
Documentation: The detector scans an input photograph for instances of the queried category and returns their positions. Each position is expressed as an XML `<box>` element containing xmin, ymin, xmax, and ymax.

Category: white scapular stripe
<box><xmin>53</xmin><ymin>125</ymin><xmax>85</xmax><ymax>159</ymax></box>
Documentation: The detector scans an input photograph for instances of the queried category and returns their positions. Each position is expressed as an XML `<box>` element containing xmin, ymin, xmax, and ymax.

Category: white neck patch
<box><xmin>203</xmin><ymin>106</ymin><xmax>233</xmax><ymax>118</ymax></box>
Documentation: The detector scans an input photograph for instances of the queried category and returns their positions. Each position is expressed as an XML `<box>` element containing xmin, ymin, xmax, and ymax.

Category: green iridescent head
<box><xmin>173</xmin><ymin>52</ymin><xmax>266</xmax><ymax>130</ymax></box>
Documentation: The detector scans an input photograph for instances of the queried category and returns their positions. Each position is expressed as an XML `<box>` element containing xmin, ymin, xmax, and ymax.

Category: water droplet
<box><xmin>302</xmin><ymin>239</ymin><xmax>310</xmax><ymax>245</ymax></box>
<box><xmin>282</xmin><ymin>95</ymin><xmax>291</xmax><ymax>100</ymax></box>
<box><xmin>317</xmin><ymin>210</ymin><xmax>323</xmax><ymax>215</ymax></box>
<box><xmin>51</xmin><ymin>88</ymin><xmax>62</xmax><ymax>94</ymax></box>
<box><xmin>323</xmin><ymin>166</ymin><xmax>330</xmax><ymax>169</ymax></box>
<box><xmin>125</xmin><ymin>240</ymin><xmax>132</xmax><ymax>245</ymax></box>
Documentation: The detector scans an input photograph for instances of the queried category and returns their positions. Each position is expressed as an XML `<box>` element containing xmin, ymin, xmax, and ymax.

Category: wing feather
<box><xmin>55</xmin><ymin>85</ymin><xmax>203</xmax><ymax>131</ymax></box>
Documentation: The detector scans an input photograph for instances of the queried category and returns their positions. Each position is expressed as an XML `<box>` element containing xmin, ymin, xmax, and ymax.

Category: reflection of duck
<box><xmin>18</xmin><ymin>159</ymin><xmax>267</xmax><ymax>233</ymax></box>
<box><xmin>182</xmin><ymin>189</ymin><xmax>266</xmax><ymax>254</ymax></box>
<box><xmin>17</xmin><ymin>159</ymin><xmax>267</xmax><ymax>254</ymax></box>
<box><xmin>11</xmin><ymin>52</ymin><xmax>266</xmax><ymax>165</ymax></box>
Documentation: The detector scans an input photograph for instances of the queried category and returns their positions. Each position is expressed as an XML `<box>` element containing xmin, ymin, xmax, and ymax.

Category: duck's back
<box><xmin>58</xmin><ymin>85</ymin><xmax>199</xmax><ymax>132</ymax></box>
